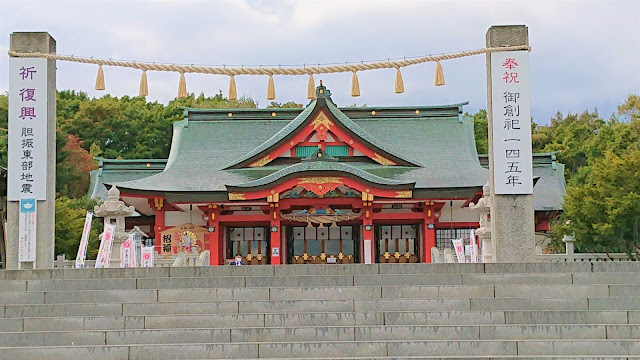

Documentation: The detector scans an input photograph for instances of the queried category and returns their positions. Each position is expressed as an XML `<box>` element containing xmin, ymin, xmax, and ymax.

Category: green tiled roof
<box><xmin>479</xmin><ymin>152</ymin><xmax>566</xmax><ymax>211</ymax></box>
<box><xmin>228</xmin><ymin>160</ymin><xmax>414</xmax><ymax>191</ymax></box>
<box><xmin>88</xmin><ymin>159</ymin><xmax>166</xmax><ymax>200</ymax></box>
<box><xmin>108</xmin><ymin>86</ymin><xmax>489</xmax><ymax>197</ymax></box>
<box><xmin>223</xmin><ymin>96</ymin><xmax>422</xmax><ymax>169</ymax></box>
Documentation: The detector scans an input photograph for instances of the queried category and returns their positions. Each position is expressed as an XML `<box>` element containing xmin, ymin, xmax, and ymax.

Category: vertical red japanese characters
<box><xmin>490</xmin><ymin>51</ymin><xmax>533</xmax><ymax>195</ymax></box>
<box><xmin>8</xmin><ymin>58</ymin><xmax>49</xmax><ymax>200</ymax></box>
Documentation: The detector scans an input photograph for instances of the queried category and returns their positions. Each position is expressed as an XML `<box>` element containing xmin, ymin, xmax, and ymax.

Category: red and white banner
<box><xmin>452</xmin><ymin>238</ymin><xmax>466</xmax><ymax>263</ymax></box>
<box><xmin>95</xmin><ymin>224</ymin><xmax>115</xmax><ymax>268</ymax></box>
<box><xmin>140</xmin><ymin>246</ymin><xmax>154</xmax><ymax>267</ymax></box>
<box><xmin>120</xmin><ymin>234</ymin><xmax>137</xmax><ymax>268</ymax></box>
<box><xmin>75</xmin><ymin>212</ymin><xmax>93</xmax><ymax>268</ymax></box>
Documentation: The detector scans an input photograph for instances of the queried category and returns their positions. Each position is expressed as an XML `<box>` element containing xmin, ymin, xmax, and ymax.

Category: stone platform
<box><xmin>1</xmin><ymin>262</ymin><xmax>640</xmax><ymax>359</ymax></box>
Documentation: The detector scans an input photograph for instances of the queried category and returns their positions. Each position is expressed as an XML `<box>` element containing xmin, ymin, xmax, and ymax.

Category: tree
<box><xmin>59</xmin><ymin>134</ymin><xmax>98</xmax><ymax>198</ymax></box>
<box><xmin>469</xmin><ymin>109</ymin><xmax>488</xmax><ymax>155</ymax></box>
<box><xmin>267</xmin><ymin>101</ymin><xmax>303</xmax><ymax>109</ymax></box>
<box><xmin>561</xmin><ymin>147</ymin><xmax>640</xmax><ymax>258</ymax></box>
<box><xmin>55</xmin><ymin>196</ymin><xmax>103</xmax><ymax>259</ymax></box>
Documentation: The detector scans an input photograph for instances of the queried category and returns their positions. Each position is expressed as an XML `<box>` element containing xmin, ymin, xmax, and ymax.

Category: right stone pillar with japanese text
<box><xmin>486</xmin><ymin>25</ymin><xmax>535</xmax><ymax>262</ymax></box>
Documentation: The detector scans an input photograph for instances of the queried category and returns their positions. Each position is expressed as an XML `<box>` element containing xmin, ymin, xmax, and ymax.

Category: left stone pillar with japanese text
<box><xmin>6</xmin><ymin>32</ymin><xmax>56</xmax><ymax>269</ymax></box>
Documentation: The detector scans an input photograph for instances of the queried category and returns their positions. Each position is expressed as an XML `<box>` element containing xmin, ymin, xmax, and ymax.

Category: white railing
<box><xmin>535</xmin><ymin>236</ymin><xmax>634</xmax><ymax>262</ymax></box>
<box><xmin>430</xmin><ymin>235</ymin><xmax>636</xmax><ymax>264</ymax></box>
<box><xmin>52</xmin><ymin>251</ymin><xmax>211</xmax><ymax>269</ymax></box>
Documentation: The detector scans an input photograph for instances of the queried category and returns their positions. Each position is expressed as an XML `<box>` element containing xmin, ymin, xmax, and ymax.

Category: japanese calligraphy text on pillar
<box><xmin>8</xmin><ymin>58</ymin><xmax>48</xmax><ymax>200</ymax></box>
<box><xmin>490</xmin><ymin>51</ymin><xmax>533</xmax><ymax>194</ymax></box>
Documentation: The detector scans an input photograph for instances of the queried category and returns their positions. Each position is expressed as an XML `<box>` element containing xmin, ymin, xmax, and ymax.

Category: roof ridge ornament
<box><xmin>315</xmin><ymin>80</ymin><xmax>334</xmax><ymax>103</ymax></box>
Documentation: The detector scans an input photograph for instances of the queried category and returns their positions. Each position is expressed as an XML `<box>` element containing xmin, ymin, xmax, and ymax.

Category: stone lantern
<box><xmin>94</xmin><ymin>186</ymin><xmax>136</xmax><ymax>264</ymax></box>
<box><xmin>469</xmin><ymin>182</ymin><xmax>493</xmax><ymax>263</ymax></box>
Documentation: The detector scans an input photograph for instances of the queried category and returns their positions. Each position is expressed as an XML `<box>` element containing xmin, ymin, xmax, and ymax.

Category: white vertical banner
<box><xmin>452</xmin><ymin>238</ymin><xmax>466</xmax><ymax>263</ymax></box>
<box><xmin>75</xmin><ymin>212</ymin><xmax>93</xmax><ymax>268</ymax></box>
<box><xmin>120</xmin><ymin>234</ymin><xmax>137</xmax><ymax>268</ymax></box>
<box><xmin>363</xmin><ymin>239</ymin><xmax>372</xmax><ymax>264</ymax></box>
<box><xmin>491</xmin><ymin>51</ymin><xmax>533</xmax><ymax>195</ymax></box>
<box><xmin>19</xmin><ymin>198</ymin><xmax>37</xmax><ymax>262</ymax></box>
<box><xmin>95</xmin><ymin>224</ymin><xmax>115</xmax><ymax>268</ymax></box>
<box><xmin>469</xmin><ymin>230</ymin><xmax>478</xmax><ymax>263</ymax></box>
<box><xmin>8</xmin><ymin>58</ymin><xmax>49</xmax><ymax>201</ymax></box>
<box><xmin>140</xmin><ymin>246</ymin><xmax>154</xmax><ymax>267</ymax></box>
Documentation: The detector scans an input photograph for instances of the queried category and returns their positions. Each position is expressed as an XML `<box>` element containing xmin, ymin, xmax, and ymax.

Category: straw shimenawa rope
<box><xmin>7</xmin><ymin>45</ymin><xmax>530</xmax><ymax>77</ymax></box>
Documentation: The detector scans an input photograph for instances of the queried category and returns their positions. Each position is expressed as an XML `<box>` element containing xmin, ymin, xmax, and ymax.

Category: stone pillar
<box><xmin>563</xmin><ymin>235</ymin><xmax>575</xmax><ymax>262</ymax></box>
<box><xmin>6</xmin><ymin>32</ymin><xmax>56</xmax><ymax>269</ymax></box>
<box><xmin>486</xmin><ymin>25</ymin><xmax>536</xmax><ymax>262</ymax></box>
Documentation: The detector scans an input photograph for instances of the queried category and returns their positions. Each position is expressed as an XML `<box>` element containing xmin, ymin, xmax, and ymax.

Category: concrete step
<box><xmin>3</xmin><ymin>340</ymin><xmax>639</xmax><ymax>359</ymax></box>
<box><xmin>6</xmin><ymin>275</ymin><xmax>640</xmax><ymax>295</ymax></box>
<box><xmin>2</xmin><ymin>324</ymin><xmax>637</xmax><ymax>346</ymax></box>
<box><xmin>0</xmin><ymin>262</ymin><xmax>607</xmax><ymax>282</ymax></box>
<box><xmin>6</xmin><ymin>310</ymin><xmax>638</xmax><ymax>330</ymax></box>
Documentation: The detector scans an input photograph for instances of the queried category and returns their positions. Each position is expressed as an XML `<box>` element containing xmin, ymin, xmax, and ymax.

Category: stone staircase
<box><xmin>1</xmin><ymin>262</ymin><xmax>640</xmax><ymax>359</ymax></box>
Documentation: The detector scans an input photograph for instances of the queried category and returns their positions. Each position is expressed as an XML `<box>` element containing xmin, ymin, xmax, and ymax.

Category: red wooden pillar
<box><xmin>422</xmin><ymin>201</ymin><xmax>437</xmax><ymax>263</ymax></box>
<box><xmin>149</xmin><ymin>198</ymin><xmax>165</xmax><ymax>254</ymax></box>
<box><xmin>270</xmin><ymin>208</ymin><xmax>282</xmax><ymax>265</ymax></box>
<box><xmin>206</xmin><ymin>205</ymin><xmax>222</xmax><ymax>266</ymax></box>
<box><xmin>362</xmin><ymin>193</ymin><xmax>375</xmax><ymax>264</ymax></box>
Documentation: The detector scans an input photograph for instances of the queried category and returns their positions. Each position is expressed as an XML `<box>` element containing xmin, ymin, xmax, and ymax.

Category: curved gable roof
<box><xmin>223</xmin><ymin>88</ymin><xmax>421</xmax><ymax>169</ymax></box>
<box><xmin>226</xmin><ymin>160</ymin><xmax>414</xmax><ymax>192</ymax></box>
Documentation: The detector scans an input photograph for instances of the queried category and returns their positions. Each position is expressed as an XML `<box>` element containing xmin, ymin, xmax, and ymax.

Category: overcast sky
<box><xmin>1</xmin><ymin>0</ymin><xmax>638</xmax><ymax>124</ymax></box>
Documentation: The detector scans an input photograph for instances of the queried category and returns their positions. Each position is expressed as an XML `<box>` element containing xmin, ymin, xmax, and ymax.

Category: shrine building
<box><xmin>89</xmin><ymin>83</ymin><xmax>565</xmax><ymax>265</ymax></box>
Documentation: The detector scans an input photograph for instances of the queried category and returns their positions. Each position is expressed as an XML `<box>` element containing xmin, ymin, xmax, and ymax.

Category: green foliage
<box><xmin>469</xmin><ymin>109</ymin><xmax>488</xmax><ymax>155</ymax></box>
<box><xmin>267</xmin><ymin>101</ymin><xmax>303</xmax><ymax>109</ymax></box>
<box><xmin>561</xmin><ymin>147</ymin><xmax>640</xmax><ymax>258</ymax></box>
<box><xmin>55</xmin><ymin>196</ymin><xmax>103</xmax><ymax>259</ymax></box>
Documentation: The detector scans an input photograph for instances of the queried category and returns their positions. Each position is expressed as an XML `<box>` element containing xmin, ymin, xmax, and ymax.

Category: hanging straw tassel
<box><xmin>228</xmin><ymin>75</ymin><xmax>237</xmax><ymax>101</ymax></box>
<box><xmin>351</xmin><ymin>71</ymin><xmax>360</xmax><ymax>97</ymax></box>
<box><xmin>266</xmin><ymin>74</ymin><xmax>276</xmax><ymax>100</ymax></box>
<box><xmin>95</xmin><ymin>65</ymin><xmax>105</xmax><ymax>90</ymax></box>
<box><xmin>394</xmin><ymin>68</ymin><xmax>405</xmax><ymax>94</ymax></box>
<box><xmin>307</xmin><ymin>74</ymin><xmax>316</xmax><ymax>99</ymax></box>
<box><xmin>138</xmin><ymin>70</ymin><xmax>148</xmax><ymax>97</ymax></box>
<box><xmin>433</xmin><ymin>60</ymin><xmax>445</xmax><ymax>86</ymax></box>
<box><xmin>177</xmin><ymin>72</ymin><xmax>187</xmax><ymax>98</ymax></box>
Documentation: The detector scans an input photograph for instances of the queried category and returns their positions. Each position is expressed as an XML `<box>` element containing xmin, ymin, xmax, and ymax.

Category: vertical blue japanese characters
<box><xmin>490</xmin><ymin>51</ymin><xmax>533</xmax><ymax>195</ymax></box>
<box><xmin>8</xmin><ymin>58</ymin><xmax>48</xmax><ymax>200</ymax></box>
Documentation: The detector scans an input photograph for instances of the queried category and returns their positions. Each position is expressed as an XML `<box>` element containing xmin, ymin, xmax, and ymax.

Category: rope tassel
<box><xmin>394</xmin><ymin>68</ymin><xmax>404</xmax><ymax>94</ymax></box>
<box><xmin>177</xmin><ymin>72</ymin><xmax>187</xmax><ymax>98</ymax></box>
<box><xmin>266</xmin><ymin>74</ymin><xmax>276</xmax><ymax>100</ymax></box>
<box><xmin>433</xmin><ymin>60</ymin><xmax>445</xmax><ymax>86</ymax></box>
<box><xmin>307</xmin><ymin>74</ymin><xmax>316</xmax><ymax>99</ymax></box>
<box><xmin>228</xmin><ymin>75</ymin><xmax>237</xmax><ymax>101</ymax></box>
<box><xmin>351</xmin><ymin>71</ymin><xmax>360</xmax><ymax>97</ymax></box>
<box><xmin>139</xmin><ymin>70</ymin><xmax>148</xmax><ymax>97</ymax></box>
<box><xmin>95</xmin><ymin>65</ymin><xmax>105</xmax><ymax>90</ymax></box>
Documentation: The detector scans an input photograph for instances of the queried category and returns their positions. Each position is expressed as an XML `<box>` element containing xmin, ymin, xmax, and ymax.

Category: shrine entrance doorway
<box><xmin>286</xmin><ymin>225</ymin><xmax>359</xmax><ymax>264</ymax></box>
<box><xmin>376</xmin><ymin>224</ymin><xmax>420</xmax><ymax>263</ymax></box>
<box><xmin>227</xmin><ymin>226</ymin><xmax>270</xmax><ymax>265</ymax></box>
